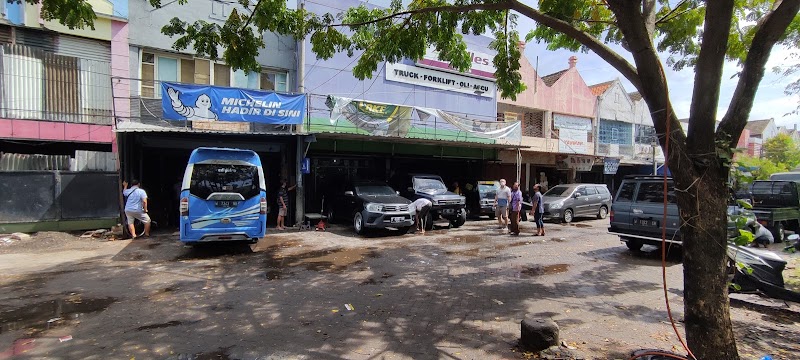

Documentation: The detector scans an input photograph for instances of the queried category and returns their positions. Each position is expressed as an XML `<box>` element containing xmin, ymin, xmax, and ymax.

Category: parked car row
<box><xmin>326</xmin><ymin>174</ymin><xmax>467</xmax><ymax>235</ymax></box>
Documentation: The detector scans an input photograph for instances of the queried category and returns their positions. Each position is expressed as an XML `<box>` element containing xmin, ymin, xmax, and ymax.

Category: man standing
<box><xmin>276</xmin><ymin>180</ymin><xmax>297</xmax><ymax>230</ymax></box>
<box><xmin>509</xmin><ymin>182</ymin><xmax>522</xmax><ymax>235</ymax></box>
<box><xmin>495</xmin><ymin>179</ymin><xmax>511</xmax><ymax>229</ymax></box>
<box><xmin>122</xmin><ymin>180</ymin><xmax>151</xmax><ymax>239</ymax></box>
<box><xmin>530</xmin><ymin>184</ymin><xmax>545</xmax><ymax>236</ymax></box>
<box><xmin>413</xmin><ymin>197</ymin><xmax>433</xmax><ymax>235</ymax></box>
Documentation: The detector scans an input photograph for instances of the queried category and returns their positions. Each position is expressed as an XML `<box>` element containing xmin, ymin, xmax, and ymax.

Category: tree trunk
<box><xmin>673</xmin><ymin>160</ymin><xmax>739</xmax><ymax>359</ymax></box>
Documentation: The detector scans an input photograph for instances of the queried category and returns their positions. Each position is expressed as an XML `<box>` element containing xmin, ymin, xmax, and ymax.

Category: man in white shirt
<box><xmin>122</xmin><ymin>179</ymin><xmax>151</xmax><ymax>238</ymax></box>
<box><xmin>413</xmin><ymin>198</ymin><xmax>433</xmax><ymax>235</ymax></box>
<box><xmin>495</xmin><ymin>179</ymin><xmax>511</xmax><ymax>229</ymax></box>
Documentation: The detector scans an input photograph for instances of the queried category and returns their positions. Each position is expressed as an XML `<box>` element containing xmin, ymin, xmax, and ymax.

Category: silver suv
<box><xmin>541</xmin><ymin>184</ymin><xmax>612</xmax><ymax>223</ymax></box>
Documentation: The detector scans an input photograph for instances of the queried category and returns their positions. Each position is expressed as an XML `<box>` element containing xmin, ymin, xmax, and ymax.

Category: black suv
<box><xmin>326</xmin><ymin>181</ymin><xmax>415</xmax><ymax>235</ymax></box>
<box><xmin>392</xmin><ymin>174</ymin><xmax>466</xmax><ymax>230</ymax></box>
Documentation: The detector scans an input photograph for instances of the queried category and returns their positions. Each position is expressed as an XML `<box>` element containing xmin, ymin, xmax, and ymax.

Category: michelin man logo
<box><xmin>167</xmin><ymin>87</ymin><xmax>219</xmax><ymax>121</ymax></box>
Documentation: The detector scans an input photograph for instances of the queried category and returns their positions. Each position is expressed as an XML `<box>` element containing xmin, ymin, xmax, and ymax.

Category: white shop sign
<box><xmin>417</xmin><ymin>47</ymin><xmax>497</xmax><ymax>79</ymax></box>
<box><xmin>553</xmin><ymin>114</ymin><xmax>592</xmax><ymax>131</ymax></box>
<box><xmin>558</xmin><ymin>128</ymin><xmax>589</xmax><ymax>154</ymax></box>
<box><xmin>385</xmin><ymin>62</ymin><xmax>496</xmax><ymax>98</ymax></box>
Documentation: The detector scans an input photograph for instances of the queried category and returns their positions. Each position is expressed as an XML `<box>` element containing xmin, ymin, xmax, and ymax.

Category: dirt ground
<box><xmin>1</xmin><ymin>218</ymin><xmax>799</xmax><ymax>359</ymax></box>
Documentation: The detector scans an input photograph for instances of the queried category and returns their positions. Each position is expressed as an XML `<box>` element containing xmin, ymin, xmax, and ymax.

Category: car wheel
<box><xmin>451</xmin><ymin>211</ymin><xmax>467</xmax><ymax>228</ymax></box>
<box><xmin>625</xmin><ymin>238</ymin><xmax>643</xmax><ymax>251</ymax></box>
<box><xmin>398</xmin><ymin>226</ymin><xmax>411</xmax><ymax>234</ymax></box>
<box><xmin>488</xmin><ymin>214</ymin><xmax>496</xmax><ymax>220</ymax></box>
<box><xmin>562</xmin><ymin>209</ymin><xmax>574</xmax><ymax>223</ymax></box>
<box><xmin>597</xmin><ymin>206</ymin><xmax>608</xmax><ymax>220</ymax></box>
<box><xmin>353</xmin><ymin>212</ymin><xmax>366</xmax><ymax>235</ymax></box>
<box><xmin>773</xmin><ymin>223</ymin><xmax>785</xmax><ymax>243</ymax></box>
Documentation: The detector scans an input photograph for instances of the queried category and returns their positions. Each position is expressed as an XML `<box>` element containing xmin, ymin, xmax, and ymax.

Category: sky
<box><xmin>514</xmin><ymin>16</ymin><xmax>800</xmax><ymax>129</ymax></box>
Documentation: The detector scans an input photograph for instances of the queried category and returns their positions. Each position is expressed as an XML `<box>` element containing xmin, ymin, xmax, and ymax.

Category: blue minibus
<box><xmin>179</xmin><ymin>147</ymin><xmax>267</xmax><ymax>244</ymax></box>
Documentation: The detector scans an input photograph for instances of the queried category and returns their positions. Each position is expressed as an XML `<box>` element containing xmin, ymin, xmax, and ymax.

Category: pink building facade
<box><xmin>494</xmin><ymin>52</ymin><xmax>597</xmax><ymax>188</ymax></box>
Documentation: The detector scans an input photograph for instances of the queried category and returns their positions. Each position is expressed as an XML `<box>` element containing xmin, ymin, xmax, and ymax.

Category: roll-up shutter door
<box><xmin>56</xmin><ymin>34</ymin><xmax>111</xmax><ymax>63</ymax></box>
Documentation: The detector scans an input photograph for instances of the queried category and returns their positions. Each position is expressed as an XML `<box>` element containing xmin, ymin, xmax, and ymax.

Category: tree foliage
<box><xmin>762</xmin><ymin>132</ymin><xmax>800</xmax><ymax>167</ymax></box>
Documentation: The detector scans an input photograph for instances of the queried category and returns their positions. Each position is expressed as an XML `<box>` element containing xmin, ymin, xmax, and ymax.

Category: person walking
<box><xmin>509</xmin><ymin>182</ymin><xmax>522</xmax><ymax>235</ymax></box>
<box><xmin>530</xmin><ymin>184</ymin><xmax>545</xmax><ymax>236</ymax></box>
<box><xmin>276</xmin><ymin>180</ymin><xmax>296</xmax><ymax>230</ymax></box>
<box><xmin>122</xmin><ymin>180</ymin><xmax>151</xmax><ymax>239</ymax></box>
<box><xmin>495</xmin><ymin>179</ymin><xmax>511</xmax><ymax>229</ymax></box>
<box><xmin>413</xmin><ymin>197</ymin><xmax>433</xmax><ymax>234</ymax></box>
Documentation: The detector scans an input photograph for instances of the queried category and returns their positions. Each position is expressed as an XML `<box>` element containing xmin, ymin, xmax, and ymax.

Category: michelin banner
<box><xmin>161</xmin><ymin>83</ymin><xmax>306</xmax><ymax>124</ymax></box>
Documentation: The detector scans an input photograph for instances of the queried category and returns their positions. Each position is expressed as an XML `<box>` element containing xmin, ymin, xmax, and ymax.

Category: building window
<box><xmin>233</xmin><ymin>69</ymin><xmax>289</xmax><ymax>92</ymax></box>
<box><xmin>635</xmin><ymin>124</ymin><xmax>657</xmax><ymax>144</ymax></box>
<box><xmin>140</xmin><ymin>50</ymin><xmax>289</xmax><ymax>97</ymax></box>
<box><xmin>210</xmin><ymin>0</ymin><xmax>231</xmax><ymax>20</ymax></box>
<box><xmin>599</xmin><ymin>119</ymin><xmax>632</xmax><ymax>145</ymax></box>
<box><xmin>523</xmin><ymin>111</ymin><xmax>544</xmax><ymax>138</ymax></box>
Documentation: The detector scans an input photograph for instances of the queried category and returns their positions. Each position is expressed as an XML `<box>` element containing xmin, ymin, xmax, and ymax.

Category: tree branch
<box><xmin>655</xmin><ymin>0</ymin><xmax>689</xmax><ymax>24</ymax></box>
<box><xmin>327</xmin><ymin>2</ymin><xmax>510</xmax><ymax>28</ymax></box>
<box><xmin>687</xmin><ymin>0</ymin><xmax>734</xmax><ymax>155</ymax></box>
<box><xmin>508</xmin><ymin>0</ymin><xmax>641</xmax><ymax>90</ymax></box>
<box><xmin>717</xmin><ymin>0</ymin><xmax>800</xmax><ymax>148</ymax></box>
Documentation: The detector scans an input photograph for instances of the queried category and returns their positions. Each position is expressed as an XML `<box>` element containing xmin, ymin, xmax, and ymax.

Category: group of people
<box><xmin>494</xmin><ymin>179</ymin><xmax>546</xmax><ymax>236</ymax></box>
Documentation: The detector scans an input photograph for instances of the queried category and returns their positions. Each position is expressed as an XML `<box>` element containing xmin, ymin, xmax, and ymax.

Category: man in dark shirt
<box><xmin>277</xmin><ymin>180</ymin><xmax>296</xmax><ymax>230</ymax></box>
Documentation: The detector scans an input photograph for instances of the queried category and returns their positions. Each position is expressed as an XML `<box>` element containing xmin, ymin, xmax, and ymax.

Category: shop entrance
<box><xmin>120</xmin><ymin>133</ymin><xmax>290</xmax><ymax>229</ymax></box>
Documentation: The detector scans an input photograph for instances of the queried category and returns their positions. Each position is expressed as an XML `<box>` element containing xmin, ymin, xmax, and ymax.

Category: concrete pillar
<box><xmin>295</xmin><ymin>136</ymin><xmax>304</xmax><ymax>226</ymax></box>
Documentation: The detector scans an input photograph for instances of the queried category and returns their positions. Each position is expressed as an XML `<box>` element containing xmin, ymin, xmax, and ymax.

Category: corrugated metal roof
<box><xmin>115</xmin><ymin>120</ymin><xmax>303</xmax><ymax>136</ymax></box>
<box><xmin>628</xmin><ymin>92</ymin><xmax>643</xmax><ymax>101</ymax></box>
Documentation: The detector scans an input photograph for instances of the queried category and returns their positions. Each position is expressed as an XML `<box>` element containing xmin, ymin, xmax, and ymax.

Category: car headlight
<box><xmin>459</xmin><ymin>197</ymin><xmax>466</xmax><ymax>205</ymax></box>
<box><xmin>550</xmin><ymin>202</ymin><xmax>562</xmax><ymax>210</ymax></box>
<box><xmin>365</xmin><ymin>203</ymin><xmax>383</xmax><ymax>212</ymax></box>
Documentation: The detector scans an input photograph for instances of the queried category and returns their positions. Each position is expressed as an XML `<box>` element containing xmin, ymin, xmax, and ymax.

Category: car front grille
<box><xmin>438</xmin><ymin>199</ymin><xmax>461</xmax><ymax>205</ymax></box>
<box><xmin>383</xmin><ymin>204</ymin><xmax>409</xmax><ymax>212</ymax></box>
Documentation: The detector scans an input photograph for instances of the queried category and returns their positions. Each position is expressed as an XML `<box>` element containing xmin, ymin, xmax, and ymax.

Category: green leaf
<box><xmin>733</xmin><ymin>229</ymin><xmax>755</xmax><ymax>247</ymax></box>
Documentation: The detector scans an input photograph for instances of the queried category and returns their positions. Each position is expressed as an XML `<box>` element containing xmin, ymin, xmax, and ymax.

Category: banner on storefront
<box><xmin>326</xmin><ymin>96</ymin><xmax>414</xmax><ymax>136</ymax></box>
<box><xmin>604</xmin><ymin>158</ymin><xmax>621</xmax><ymax>175</ymax></box>
<box><xmin>385</xmin><ymin>62</ymin><xmax>495</xmax><ymax>98</ymax></box>
<box><xmin>161</xmin><ymin>82</ymin><xmax>306</xmax><ymax>124</ymax></box>
<box><xmin>325</xmin><ymin>96</ymin><xmax>520</xmax><ymax>140</ymax></box>
<box><xmin>416</xmin><ymin>107</ymin><xmax>521</xmax><ymax>140</ymax></box>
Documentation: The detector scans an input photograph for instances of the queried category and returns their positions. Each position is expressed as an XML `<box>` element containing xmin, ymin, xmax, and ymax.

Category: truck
<box><xmin>748</xmin><ymin>180</ymin><xmax>800</xmax><ymax>242</ymax></box>
<box><xmin>392</xmin><ymin>174</ymin><xmax>467</xmax><ymax>230</ymax></box>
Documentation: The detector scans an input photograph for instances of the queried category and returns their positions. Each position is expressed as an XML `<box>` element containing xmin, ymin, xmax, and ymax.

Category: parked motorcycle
<box><xmin>727</xmin><ymin>234</ymin><xmax>800</xmax><ymax>303</ymax></box>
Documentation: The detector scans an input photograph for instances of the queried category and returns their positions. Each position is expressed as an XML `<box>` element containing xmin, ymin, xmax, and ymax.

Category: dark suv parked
<box><xmin>326</xmin><ymin>181</ymin><xmax>415</xmax><ymax>235</ymax></box>
<box><xmin>392</xmin><ymin>174</ymin><xmax>466</xmax><ymax>230</ymax></box>
<box><xmin>608</xmin><ymin>175</ymin><xmax>754</xmax><ymax>251</ymax></box>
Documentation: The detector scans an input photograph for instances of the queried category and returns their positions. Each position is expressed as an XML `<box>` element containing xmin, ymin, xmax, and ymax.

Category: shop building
<box><xmin>300</xmin><ymin>0</ymin><xmax>523</xmax><ymax>214</ymax></box>
<box><xmin>114</xmin><ymin>0</ymin><xmax>303</xmax><ymax>227</ymax></box>
<box><xmin>0</xmin><ymin>0</ymin><xmax>128</xmax><ymax>231</ymax></box>
<box><xmin>496</xmin><ymin>54</ymin><xmax>597</xmax><ymax>191</ymax></box>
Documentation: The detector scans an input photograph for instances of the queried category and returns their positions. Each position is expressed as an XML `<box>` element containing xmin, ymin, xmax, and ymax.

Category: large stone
<box><xmin>520</xmin><ymin>317</ymin><xmax>559</xmax><ymax>352</ymax></box>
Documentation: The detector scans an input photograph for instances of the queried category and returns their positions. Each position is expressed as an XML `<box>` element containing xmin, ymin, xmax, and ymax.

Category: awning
<box><xmin>312</xmin><ymin>132</ymin><xmax>529</xmax><ymax>150</ymax></box>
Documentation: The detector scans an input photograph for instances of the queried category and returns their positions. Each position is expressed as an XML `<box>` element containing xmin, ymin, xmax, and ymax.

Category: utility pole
<box><xmin>294</xmin><ymin>0</ymin><xmax>306</xmax><ymax>227</ymax></box>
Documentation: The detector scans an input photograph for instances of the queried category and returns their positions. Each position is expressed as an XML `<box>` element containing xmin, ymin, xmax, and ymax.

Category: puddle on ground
<box><xmin>519</xmin><ymin>264</ymin><xmax>570</xmax><ymax>277</ymax></box>
<box><xmin>0</xmin><ymin>296</ymin><xmax>117</xmax><ymax>336</ymax></box>
<box><xmin>446</xmin><ymin>248</ymin><xmax>481</xmax><ymax>257</ymax></box>
<box><xmin>263</xmin><ymin>247</ymin><xmax>381</xmax><ymax>273</ymax></box>
<box><xmin>495</xmin><ymin>241</ymin><xmax>531</xmax><ymax>250</ymax></box>
<box><xmin>136</xmin><ymin>320</ymin><xmax>183</xmax><ymax>331</ymax></box>
<box><xmin>1</xmin><ymin>270</ymin><xmax>76</xmax><ymax>293</ymax></box>
<box><xmin>575</xmin><ymin>224</ymin><xmax>592</xmax><ymax>228</ymax></box>
<box><xmin>439</xmin><ymin>235</ymin><xmax>484</xmax><ymax>244</ymax></box>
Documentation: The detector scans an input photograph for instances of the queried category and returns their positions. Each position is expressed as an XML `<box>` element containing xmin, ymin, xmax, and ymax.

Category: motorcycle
<box><xmin>727</xmin><ymin>234</ymin><xmax>800</xmax><ymax>303</ymax></box>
